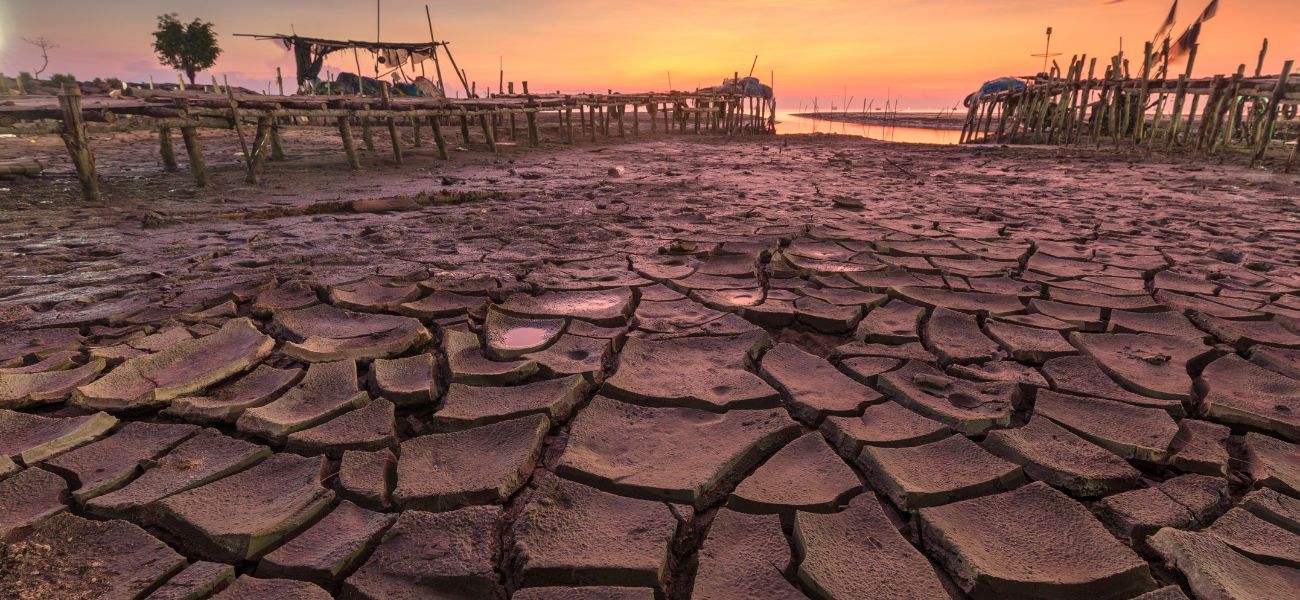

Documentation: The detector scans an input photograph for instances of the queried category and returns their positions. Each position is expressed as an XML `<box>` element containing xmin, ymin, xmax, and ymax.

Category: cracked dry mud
<box><xmin>1</xmin><ymin>129</ymin><xmax>1300</xmax><ymax>599</ymax></box>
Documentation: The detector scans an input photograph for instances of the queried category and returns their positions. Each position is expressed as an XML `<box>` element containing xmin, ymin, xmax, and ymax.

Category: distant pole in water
<box><xmin>667</xmin><ymin>71</ymin><xmax>672</xmax><ymax>91</ymax></box>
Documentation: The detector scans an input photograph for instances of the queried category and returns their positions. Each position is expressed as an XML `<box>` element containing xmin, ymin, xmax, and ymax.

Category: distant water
<box><xmin>775</xmin><ymin>111</ymin><xmax>959</xmax><ymax>145</ymax></box>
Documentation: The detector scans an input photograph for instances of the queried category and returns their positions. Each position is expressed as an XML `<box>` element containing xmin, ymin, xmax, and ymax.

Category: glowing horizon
<box><xmin>1</xmin><ymin>0</ymin><xmax>1296</xmax><ymax>109</ymax></box>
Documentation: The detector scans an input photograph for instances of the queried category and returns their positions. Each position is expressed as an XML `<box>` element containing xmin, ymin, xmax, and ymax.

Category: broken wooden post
<box><xmin>1251</xmin><ymin>60</ymin><xmax>1294</xmax><ymax>165</ymax></box>
<box><xmin>411</xmin><ymin>117</ymin><xmax>423</xmax><ymax>147</ymax></box>
<box><xmin>361</xmin><ymin>116</ymin><xmax>376</xmax><ymax>151</ymax></box>
<box><xmin>381</xmin><ymin>85</ymin><xmax>403</xmax><ymax>165</ymax></box>
<box><xmin>57</xmin><ymin>83</ymin><xmax>101</xmax><ymax>202</ymax></box>
<box><xmin>429</xmin><ymin>115</ymin><xmax>450</xmax><ymax>159</ymax></box>
<box><xmin>270</xmin><ymin>124</ymin><xmax>286</xmax><ymax>161</ymax></box>
<box><xmin>223</xmin><ymin>78</ymin><xmax>257</xmax><ymax>182</ymax></box>
<box><xmin>333</xmin><ymin>101</ymin><xmax>361</xmax><ymax>170</ymax></box>
<box><xmin>158</xmin><ymin>126</ymin><xmax>178</xmax><ymax>172</ymax></box>
<box><xmin>173</xmin><ymin>99</ymin><xmax>208</xmax><ymax>187</ymax></box>
<box><xmin>459</xmin><ymin>109</ymin><xmax>472</xmax><ymax>145</ymax></box>
<box><xmin>247</xmin><ymin>116</ymin><xmax>273</xmax><ymax>184</ymax></box>
<box><xmin>479</xmin><ymin>113</ymin><xmax>497</xmax><ymax>153</ymax></box>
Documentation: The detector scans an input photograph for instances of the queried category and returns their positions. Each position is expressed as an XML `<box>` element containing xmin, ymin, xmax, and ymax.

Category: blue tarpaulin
<box><xmin>701</xmin><ymin>77</ymin><xmax>773</xmax><ymax>99</ymax></box>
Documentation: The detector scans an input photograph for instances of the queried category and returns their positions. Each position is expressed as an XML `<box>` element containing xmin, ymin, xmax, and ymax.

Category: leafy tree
<box><xmin>49</xmin><ymin>73</ymin><xmax>77</xmax><ymax>85</ymax></box>
<box><xmin>152</xmin><ymin>13</ymin><xmax>221</xmax><ymax>85</ymax></box>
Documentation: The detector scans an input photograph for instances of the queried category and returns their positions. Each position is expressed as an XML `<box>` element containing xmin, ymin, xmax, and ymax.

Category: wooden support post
<box><xmin>1135</xmin><ymin>43</ymin><xmax>1153</xmax><ymax>142</ymax></box>
<box><xmin>246</xmin><ymin>116</ymin><xmax>273</xmax><ymax>184</ymax></box>
<box><xmin>429</xmin><ymin>115</ymin><xmax>450</xmax><ymax>160</ymax></box>
<box><xmin>158</xmin><ymin>126</ymin><xmax>178</xmax><ymax>172</ymax></box>
<box><xmin>1255</xmin><ymin>39</ymin><xmax>1269</xmax><ymax>78</ymax></box>
<box><xmin>276</xmin><ymin>67</ymin><xmax>285</xmax><ymax>95</ymax></box>
<box><xmin>565</xmin><ymin>104</ymin><xmax>574</xmax><ymax>144</ymax></box>
<box><xmin>179</xmin><ymin>126</ymin><xmax>207</xmax><ymax>186</ymax></box>
<box><xmin>459</xmin><ymin>111</ymin><xmax>472</xmax><ymax>145</ymax></box>
<box><xmin>479</xmin><ymin>113</ymin><xmax>497</xmax><ymax>153</ymax></box>
<box><xmin>57</xmin><ymin>84</ymin><xmax>101</xmax><ymax>202</ymax></box>
<box><xmin>412</xmin><ymin>117</ymin><xmax>423</xmax><ymax>147</ymax></box>
<box><xmin>632</xmin><ymin>103</ymin><xmax>640</xmax><ymax>135</ymax></box>
<box><xmin>270</xmin><ymin>125</ymin><xmax>286</xmax><ymax>161</ymax></box>
<box><xmin>617</xmin><ymin>104</ymin><xmax>626</xmax><ymax>137</ymax></box>
<box><xmin>223</xmin><ymin>79</ymin><xmax>258</xmax><ymax>182</ymax></box>
<box><xmin>381</xmin><ymin>86</ymin><xmax>403</xmax><ymax>165</ymax></box>
<box><xmin>526</xmin><ymin>109</ymin><xmax>540</xmax><ymax>147</ymax></box>
<box><xmin>337</xmin><ymin>116</ymin><xmax>361</xmax><ymax>170</ymax></box>
<box><xmin>649</xmin><ymin>103</ymin><xmax>658</xmax><ymax>133</ymax></box>
<box><xmin>1166</xmin><ymin>44</ymin><xmax>1199</xmax><ymax>147</ymax></box>
<box><xmin>510</xmin><ymin>112</ymin><xmax>518</xmax><ymax>141</ymax></box>
<box><xmin>1252</xmin><ymin>60</ymin><xmax>1294</xmax><ymax>165</ymax></box>
<box><xmin>361</xmin><ymin>117</ymin><xmax>375</xmax><ymax>151</ymax></box>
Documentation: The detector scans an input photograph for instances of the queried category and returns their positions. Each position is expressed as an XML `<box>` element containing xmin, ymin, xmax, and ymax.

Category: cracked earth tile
<box><xmin>0</xmin><ymin>358</ymin><xmax>106</xmax><ymax>410</ymax></box>
<box><xmin>42</xmin><ymin>421</ymin><xmax>198</xmax><ymax>503</ymax></box>
<box><xmin>0</xmin><ymin>409</ymin><xmax>117</xmax><ymax>465</ymax></box>
<box><xmin>820</xmin><ymin>401</ymin><xmax>951</xmax><ymax>456</ymax></box>
<box><xmin>369</xmin><ymin>353</ymin><xmax>435</xmax><ymax>406</ymax></box>
<box><xmin>1093</xmin><ymin>474</ymin><xmax>1227</xmax><ymax>542</ymax></box>
<box><xmin>1244</xmin><ymin>432</ymin><xmax>1300</xmax><ymax>495</ymax></box>
<box><xmin>982</xmin><ymin>417</ymin><xmax>1141</xmax><ymax>497</ymax></box>
<box><xmin>0</xmin><ymin>467</ymin><xmax>68</xmax><ymax>541</ymax></box>
<box><xmin>212</xmin><ymin>576</ymin><xmax>332</xmax><ymax>600</ymax></box>
<box><xmin>994</xmin><ymin>312</ymin><xmax>1077</xmax><ymax>331</ymax></box>
<box><xmin>343</xmin><ymin>506</ymin><xmax>501</xmax><ymax>597</ymax></box>
<box><xmin>396</xmin><ymin>289</ymin><xmax>488</xmax><ymax>319</ymax></box>
<box><xmin>557</xmin><ymin>395</ymin><xmax>799</xmax><ymax>508</ymax></box>
<box><xmin>237</xmin><ymin>360</ymin><xmax>369</xmax><ymax>444</ymax></box>
<box><xmin>445</xmin><ymin>328</ymin><xmax>540</xmax><ymax>385</ymax></box>
<box><xmin>524</xmin><ymin>333</ymin><xmax>612</xmax><ymax>379</ymax></box>
<box><xmin>1149</xmin><ymin>527</ymin><xmax>1300</xmax><ymax>600</ymax></box>
<box><xmin>1156</xmin><ymin>290</ymin><xmax>1266</xmax><ymax>320</ymax></box>
<box><xmin>128</xmin><ymin>326</ymin><xmax>193</xmax><ymax>352</ymax></box>
<box><xmin>834</xmin><ymin>341</ymin><xmax>939</xmax><ymax>362</ymax></box>
<box><xmin>509</xmin><ymin>474</ymin><xmax>677</xmax><ymax>589</ymax></box>
<box><xmin>1168</xmin><ymin>419</ymin><xmax>1231</xmax><ymax>477</ymax></box>
<box><xmin>603</xmin><ymin>331</ymin><xmax>779</xmax><ymax>411</ymax></box>
<box><xmin>149</xmin><ymin>561</ymin><xmax>236</xmax><ymax>600</ymax></box>
<box><xmin>328</xmin><ymin>277</ymin><xmax>421</xmax><ymax>312</ymax></box>
<box><xmin>729</xmin><ymin>432</ymin><xmax>860</xmax><ymax>513</ymax></box>
<box><xmin>0</xmin><ymin>327</ymin><xmax>82</xmax><ymax>365</ymax></box>
<box><xmin>155</xmin><ymin>453</ymin><xmax>334</xmax><ymax>562</ymax></box>
<box><xmin>760</xmin><ymin>342</ymin><xmax>883</xmax><ymax>425</ymax></box>
<box><xmin>1154</xmin><ymin>271</ymin><xmax>1219</xmax><ymax>295</ymax></box>
<box><xmin>1250</xmin><ymin>346</ymin><xmax>1300</xmax><ymax>380</ymax></box>
<box><xmin>1034</xmin><ymin>390</ymin><xmax>1179</xmax><ymax>463</ymax></box>
<box><xmin>257</xmin><ymin>499</ymin><xmax>395</xmax><ymax>586</ymax></box>
<box><xmin>338</xmin><ymin>448</ymin><xmax>394</xmax><ymax>510</ymax></box>
<box><xmin>1191</xmin><ymin>312</ymin><xmax>1300</xmax><ymax>350</ymax></box>
<box><xmin>1069</xmin><ymin>332</ymin><xmax>1215</xmax><ymax>401</ymax></box>
<box><xmin>273</xmin><ymin>304</ymin><xmax>431</xmax><ymax>363</ymax></box>
<box><xmin>985</xmin><ymin>320</ymin><xmax>1074</xmax><ymax>363</ymax></box>
<box><xmin>499</xmin><ymin>287</ymin><xmax>635</xmax><ymax>326</ymax></box>
<box><xmin>73</xmin><ymin>318</ymin><xmax>274</xmax><ymax>412</ymax></box>
<box><xmin>919</xmin><ymin>481</ymin><xmax>1156</xmax><ymax>599</ymax></box>
<box><xmin>877</xmin><ymin>361</ymin><xmax>1017</xmax><ymax>436</ymax></box>
<box><xmin>857</xmin><ymin>434</ymin><xmax>1023</xmax><ymax>510</ymax></box>
<box><xmin>893</xmin><ymin>286</ymin><xmax>1025</xmax><ymax>316</ymax></box>
<box><xmin>794</xmin><ymin>493</ymin><xmax>953</xmax><ymax>600</ymax></box>
<box><xmin>1132</xmin><ymin>586</ymin><xmax>1190</xmax><ymax>600</ymax></box>
<box><xmin>692</xmin><ymin>288</ymin><xmax>766</xmax><ymax>312</ymax></box>
<box><xmin>513</xmin><ymin>587</ymin><xmax>654</xmax><ymax>599</ymax></box>
<box><xmin>1108</xmin><ymin>309</ymin><xmax>1208</xmax><ymax>341</ymax></box>
<box><xmin>85</xmin><ymin>428</ymin><xmax>270</xmax><ymax>520</ymax></box>
<box><xmin>163</xmin><ymin>364</ymin><xmax>303</xmax><ymax>425</ymax></box>
<box><xmin>485</xmin><ymin>308</ymin><xmax>566</xmax><ymax>359</ymax></box>
<box><xmin>252</xmin><ymin>280</ymin><xmax>319</xmax><ymax>317</ymax></box>
<box><xmin>692</xmin><ymin>509</ymin><xmax>803</xmax><ymax>600</ymax></box>
<box><xmin>947</xmin><ymin>361</ymin><xmax>1048</xmax><ymax>390</ymax></box>
<box><xmin>1202</xmin><ymin>507</ymin><xmax>1300</xmax><ymax>568</ymax></box>
<box><xmin>838</xmin><ymin>356</ymin><xmax>902</xmax><ymax>386</ymax></box>
<box><xmin>1042</xmin><ymin>355</ymin><xmax>1183</xmax><ymax>415</ymax></box>
<box><xmin>396</xmin><ymin>414</ymin><xmax>548</xmax><ymax>511</ymax></box>
<box><xmin>794</xmin><ymin>296</ymin><xmax>864</xmax><ymax>333</ymax></box>
<box><xmin>1240</xmin><ymin>488</ymin><xmax>1300</xmax><ymax>534</ymax></box>
<box><xmin>854</xmin><ymin>301</ymin><xmax>925</xmax><ymax>343</ymax></box>
<box><xmin>432</xmin><ymin>375</ymin><xmax>590</xmax><ymax>431</ymax></box>
<box><xmin>285</xmin><ymin>397</ymin><xmax>397</xmax><ymax>458</ymax></box>
<box><xmin>1028</xmin><ymin>299</ymin><xmax>1104</xmax><ymax>331</ymax></box>
<box><xmin>1048</xmin><ymin>287</ymin><xmax>1162</xmax><ymax>312</ymax></box>
<box><xmin>800</xmin><ymin>286</ymin><xmax>888</xmax><ymax>307</ymax></box>
<box><xmin>0</xmin><ymin>455</ymin><xmax>15</xmax><ymax>480</ymax></box>
<box><xmin>922</xmin><ymin>307</ymin><xmax>1001</xmax><ymax>364</ymax></box>
<box><xmin>0</xmin><ymin>349</ymin><xmax>80</xmax><ymax>375</ymax></box>
<box><xmin>0</xmin><ymin>513</ymin><xmax>186</xmax><ymax>598</ymax></box>
<box><xmin>1197</xmin><ymin>354</ymin><xmax>1300</xmax><ymax>441</ymax></box>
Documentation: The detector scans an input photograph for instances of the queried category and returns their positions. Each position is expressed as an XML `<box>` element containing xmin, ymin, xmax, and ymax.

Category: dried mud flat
<box><xmin>1</xmin><ymin>128</ymin><xmax>1300</xmax><ymax>599</ymax></box>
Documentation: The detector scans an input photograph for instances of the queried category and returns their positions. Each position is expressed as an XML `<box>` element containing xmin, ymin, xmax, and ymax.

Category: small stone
<box><xmin>693</xmin><ymin>509</ymin><xmax>803</xmax><ymax>600</ymax></box>
<box><xmin>857</xmin><ymin>434</ymin><xmax>1023</xmax><ymax>510</ymax></box>
<box><xmin>395</xmin><ymin>414</ymin><xmax>549</xmax><ymax>511</ymax></box>
<box><xmin>257</xmin><ymin>500</ymin><xmax>396</xmax><ymax>586</ymax></box>
<box><xmin>729</xmin><ymin>432</ymin><xmax>861</xmax><ymax>513</ymax></box>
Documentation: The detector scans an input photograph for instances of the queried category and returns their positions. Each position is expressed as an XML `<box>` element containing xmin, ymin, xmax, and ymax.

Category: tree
<box><xmin>22</xmin><ymin>37</ymin><xmax>57</xmax><ymax>79</ymax></box>
<box><xmin>152</xmin><ymin>13</ymin><xmax>221</xmax><ymax>85</ymax></box>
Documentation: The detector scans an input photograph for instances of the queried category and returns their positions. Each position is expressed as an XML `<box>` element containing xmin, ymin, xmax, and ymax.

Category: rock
<box><xmin>370</xmin><ymin>353</ymin><xmax>435</xmax><ymax>406</ymax></box>
<box><xmin>1202</xmin><ymin>507</ymin><xmax>1300</xmax><ymax>567</ymax></box>
<box><xmin>1148</xmin><ymin>527</ymin><xmax>1300</xmax><ymax>600</ymax></box>
<box><xmin>154</xmin><ymin>453</ymin><xmax>335</xmax><ymax>562</ymax></box>
<box><xmin>0</xmin><ymin>513</ymin><xmax>186</xmax><ymax>599</ymax></box>
<box><xmin>1033</xmin><ymin>390</ymin><xmax>1179</xmax><ymax>463</ymax></box>
<box><xmin>257</xmin><ymin>500</ymin><xmax>395</xmax><ymax>586</ymax></box>
<box><xmin>985</xmin><ymin>320</ymin><xmax>1074</xmax><ymax>363</ymax></box>
<box><xmin>164</xmin><ymin>364</ymin><xmax>303</xmax><ymax>424</ymax></box>
<box><xmin>983</xmin><ymin>417</ymin><xmax>1141</xmax><ymax>497</ymax></box>
<box><xmin>509</xmin><ymin>474</ymin><xmax>677</xmax><ymax>589</ymax></box>
<box><xmin>604</xmin><ymin>331</ymin><xmax>780</xmax><ymax>411</ymax></box>
<box><xmin>1041</xmin><ymin>355</ymin><xmax>1184</xmax><ymax>415</ymax></box>
<box><xmin>558</xmin><ymin>395</ymin><xmax>799</xmax><ymax>508</ymax></box>
<box><xmin>444</xmin><ymin>328</ymin><xmax>540</xmax><ymax>385</ymax></box>
<box><xmin>85</xmin><ymin>428</ymin><xmax>269</xmax><ymax>520</ymax></box>
<box><xmin>693</xmin><ymin>509</ymin><xmax>804</xmax><ymax>600</ymax></box>
<box><xmin>1069</xmin><ymin>332</ymin><xmax>1215</xmax><ymax>401</ymax></box>
<box><xmin>922</xmin><ymin>307</ymin><xmax>1001</xmax><ymax>364</ymax></box>
<box><xmin>395</xmin><ymin>414</ymin><xmax>549</xmax><ymax>511</ymax></box>
<box><xmin>0</xmin><ymin>409</ymin><xmax>117</xmax><ymax>465</ymax></box>
<box><xmin>1169</xmin><ymin>419</ymin><xmax>1231</xmax><ymax>476</ymax></box>
<box><xmin>273</xmin><ymin>304</ymin><xmax>431</xmax><ymax>363</ymax></box>
<box><xmin>854</xmin><ymin>301</ymin><xmax>924</xmax><ymax>343</ymax></box>
<box><xmin>0</xmin><ymin>467</ymin><xmax>68</xmax><ymax>541</ymax></box>
<box><xmin>149</xmin><ymin>561</ymin><xmax>236</xmax><ymax>600</ymax></box>
<box><xmin>285</xmin><ymin>397</ymin><xmax>397</xmax><ymax>457</ymax></box>
<box><xmin>0</xmin><ymin>455</ymin><xmax>16</xmax><ymax>480</ymax></box>
<box><xmin>919</xmin><ymin>481</ymin><xmax>1156</xmax><ymax>599</ymax></box>
<box><xmin>73</xmin><ymin>318</ymin><xmax>274</xmax><ymax>411</ymax></box>
<box><xmin>820</xmin><ymin>401</ymin><xmax>951</xmax><ymax>456</ymax></box>
<box><xmin>729</xmin><ymin>432</ymin><xmax>860</xmax><ymax>513</ymax></box>
<box><xmin>1244</xmin><ymin>432</ymin><xmax>1300</xmax><ymax>495</ymax></box>
<box><xmin>876</xmin><ymin>360</ymin><xmax>1017</xmax><ymax>435</ymax></box>
<box><xmin>237</xmin><ymin>360</ymin><xmax>370</xmax><ymax>443</ymax></box>
<box><xmin>432</xmin><ymin>375</ymin><xmax>591</xmax><ymax>430</ymax></box>
<box><xmin>759</xmin><ymin>342</ymin><xmax>883</xmax><ymax>425</ymax></box>
<box><xmin>1196</xmin><ymin>354</ymin><xmax>1300</xmax><ymax>441</ymax></box>
<box><xmin>0</xmin><ymin>358</ymin><xmax>105</xmax><ymax>410</ymax></box>
<box><xmin>485</xmin><ymin>307</ymin><xmax>565</xmax><ymax>358</ymax></box>
<box><xmin>343</xmin><ymin>506</ymin><xmax>502</xmax><ymax>599</ymax></box>
<box><xmin>857</xmin><ymin>434</ymin><xmax>1023</xmax><ymax>510</ymax></box>
<box><xmin>794</xmin><ymin>494</ymin><xmax>953</xmax><ymax>599</ymax></box>
<box><xmin>499</xmin><ymin>288</ymin><xmax>635</xmax><ymax>326</ymax></box>
<box><xmin>42</xmin><ymin>421</ymin><xmax>198</xmax><ymax>503</ymax></box>
<box><xmin>338</xmin><ymin>448</ymin><xmax>394</xmax><ymax>510</ymax></box>
<box><xmin>211</xmin><ymin>576</ymin><xmax>332</xmax><ymax>600</ymax></box>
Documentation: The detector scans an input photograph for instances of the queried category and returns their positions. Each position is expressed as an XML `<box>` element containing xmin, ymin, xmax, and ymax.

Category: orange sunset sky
<box><xmin>1</xmin><ymin>0</ymin><xmax>1296</xmax><ymax>109</ymax></box>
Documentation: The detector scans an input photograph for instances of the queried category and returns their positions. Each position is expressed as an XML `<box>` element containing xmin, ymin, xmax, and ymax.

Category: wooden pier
<box><xmin>960</xmin><ymin>43</ymin><xmax>1299</xmax><ymax>170</ymax></box>
<box><xmin>0</xmin><ymin>84</ymin><xmax>777</xmax><ymax>202</ymax></box>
